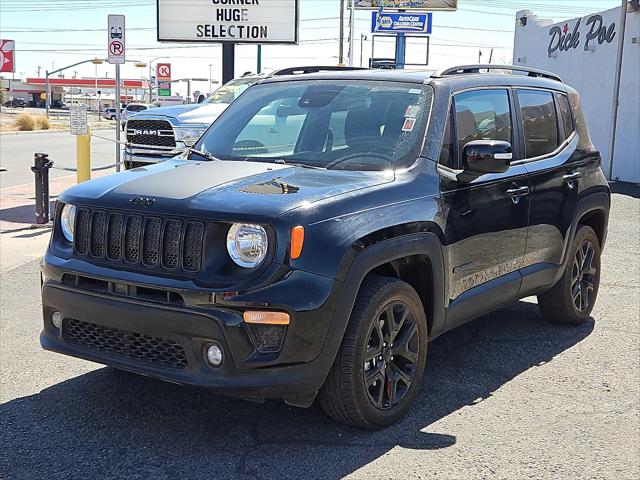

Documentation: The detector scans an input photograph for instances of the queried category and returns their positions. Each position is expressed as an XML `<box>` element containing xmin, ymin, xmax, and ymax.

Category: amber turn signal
<box><xmin>243</xmin><ymin>311</ymin><xmax>291</xmax><ymax>325</ymax></box>
<box><xmin>290</xmin><ymin>226</ymin><xmax>305</xmax><ymax>260</ymax></box>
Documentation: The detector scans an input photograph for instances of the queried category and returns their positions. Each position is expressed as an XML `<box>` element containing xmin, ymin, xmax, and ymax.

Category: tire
<box><xmin>538</xmin><ymin>225</ymin><xmax>601</xmax><ymax>325</ymax></box>
<box><xmin>318</xmin><ymin>276</ymin><xmax>428</xmax><ymax>429</ymax></box>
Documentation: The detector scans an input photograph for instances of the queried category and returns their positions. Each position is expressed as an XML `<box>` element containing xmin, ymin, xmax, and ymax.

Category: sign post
<box><xmin>157</xmin><ymin>0</ymin><xmax>299</xmax><ymax>87</ymax></box>
<box><xmin>70</xmin><ymin>104</ymin><xmax>91</xmax><ymax>183</ymax></box>
<box><xmin>108</xmin><ymin>14</ymin><xmax>125</xmax><ymax>172</ymax></box>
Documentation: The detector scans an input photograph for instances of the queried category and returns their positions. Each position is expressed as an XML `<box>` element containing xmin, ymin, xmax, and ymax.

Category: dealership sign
<box><xmin>353</xmin><ymin>0</ymin><xmax>457</xmax><ymax>10</ymax></box>
<box><xmin>0</xmin><ymin>40</ymin><xmax>15</xmax><ymax>73</ymax></box>
<box><xmin>372</xmin><ymin>12</ymin><xmax>432</xmax><ymax>34</ymax></box>
<box><xmin>157</xmin><ymin>0</ymin><xmax>299</xmax><ymax>44</ymax></box>
<box><xmin>548</xmin><ymin>14</ymin><xmax>616</xmax><ymax>56</ymax></box>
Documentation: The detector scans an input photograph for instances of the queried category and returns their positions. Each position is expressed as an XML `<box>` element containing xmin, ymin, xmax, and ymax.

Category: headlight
<box><xmin>60</xmin><ymin>203</ymin><xmax>76</xmax><ymax>242</ymax></box>
<box><xmin>226</xmin><ymin>223</ymin><xmax>268</xmax><ymax>268</ymax></box>
<box><xmin>174</xmin><ymin>127</ymin><xmax>207</xmax><ymax>147</ymax></box>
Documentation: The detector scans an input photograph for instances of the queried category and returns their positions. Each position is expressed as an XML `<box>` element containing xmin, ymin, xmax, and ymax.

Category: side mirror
<box><xmin>462</xmin><ymin>140</ymin><xmax>512</xmax><ymax>175</ymax></box>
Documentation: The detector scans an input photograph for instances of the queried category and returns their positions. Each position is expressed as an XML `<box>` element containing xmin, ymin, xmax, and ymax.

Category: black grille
<box><xmin>162</xmin><ymin>219</ymin><xmax>182</xmax><ymax>269</ymax></box>
<box><xmin>90</xmin><ymin>211</ymin><xmax>107</xmax><ymax>257</ymax></box>
<box><xmin>63</xmin><ymin>318</ymin><xmax>188</xmax><ymax>370</ymax></box>
<box><xmin>73</xmin><ymin>208</ymin><xmax>205</xmax><ymax>273</ymax></box>
<box><xmin>127</xmin><ymin>119</ymin><xmax>176</xmax><ymax>148</ymax></box>
<box><xmin>143</xmin><ymin>217</ymin><xmax>162</xmax><ymax>266</ymax></box>
<box><xmin>183</xmin><ymin>221</ymin><xmax>205</xmax><ymax>272</ymax></box>
<box><xmin>124</xmin><ymin>215</ymin><xmax>142</xmax><ymax>264</ymax></box>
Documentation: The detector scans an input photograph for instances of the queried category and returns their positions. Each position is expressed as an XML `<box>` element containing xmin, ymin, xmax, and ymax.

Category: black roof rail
<box><xmin>433</xmin><ymin>64</ymin><xmax>562</xmax><ymax>82</ymax></box>
<box><xmin>270</xmin><ymin>66</ymin><xmax>368</xmax><ymax>76</ymax></box>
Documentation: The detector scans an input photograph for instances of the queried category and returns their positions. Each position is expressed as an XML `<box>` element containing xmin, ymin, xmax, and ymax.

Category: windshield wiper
<box><xmin>188</xmin><ymin>148</ymin><xmax>221</xmax><ymax>162</ymax></box>
<box><xmin>272</xmin><ymin>159</ymin><xmax>326</xmax><ymax>170</ymax></box>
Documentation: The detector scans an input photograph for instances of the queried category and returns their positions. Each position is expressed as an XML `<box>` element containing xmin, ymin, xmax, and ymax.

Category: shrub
<box><xmin>34</xmin><ymin>115</ymin><xmax>50</xmax><ymax>130</ymax></box>
<box><xmin>13</xmin><ymin>112</ymin><xmax>35</xmax><ymax>131</ymax></box>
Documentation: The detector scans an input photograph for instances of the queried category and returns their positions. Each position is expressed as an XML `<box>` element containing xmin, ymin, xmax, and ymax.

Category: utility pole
<box><xmin>339</xmin><ymin>0</ymin><xmax>345</xmax><ymax>64</ymax></box>
<box><xmin>607</xmin><ymin>0</ymin><xmax>628</xmax><ymax>180</ymax></box>
<box><xmin>348</xmin><ymin>0</ymin><xmax>355</xmax><ymax>66</ymax></box>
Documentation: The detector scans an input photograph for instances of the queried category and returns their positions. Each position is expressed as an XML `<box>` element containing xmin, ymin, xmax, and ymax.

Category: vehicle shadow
<box><xmin>0</xmin><ymin>300</ymin><xmax>594</xmax><ymax>480</ymax></box>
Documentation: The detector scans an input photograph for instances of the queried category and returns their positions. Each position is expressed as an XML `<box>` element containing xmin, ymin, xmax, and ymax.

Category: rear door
<box><xmin>515</xmin><ymin>89</ymin><xmax>580</xmax><ymax>290</ymax></box>
<box><xmin>440</xmin><ymin>88</ymin><xmax>530</xmax><ymax>323</ymax></box>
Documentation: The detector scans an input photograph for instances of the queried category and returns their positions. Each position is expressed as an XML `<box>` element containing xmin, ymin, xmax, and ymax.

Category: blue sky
<box><xmin>0</xmin><ymin>0</ymin><xmax>622</xmax><ymax>96</ymax></box>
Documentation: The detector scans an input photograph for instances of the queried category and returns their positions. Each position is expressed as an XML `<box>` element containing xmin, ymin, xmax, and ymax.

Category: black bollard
<box><xmin>31</xmin><ymin>152</ymin><xmax>54</xmax><ymax>225</ymax></box>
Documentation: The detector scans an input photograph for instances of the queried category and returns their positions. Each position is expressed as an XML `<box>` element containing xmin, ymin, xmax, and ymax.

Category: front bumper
<box><xmin>40</xmin><ymin>259</ymin><xmax>342</xmax><ymax>401</ymax></box>
<box><xmin>123</xmin><ymin>148</ymin><xmax>184</xmax><ymax>169</ymax></box>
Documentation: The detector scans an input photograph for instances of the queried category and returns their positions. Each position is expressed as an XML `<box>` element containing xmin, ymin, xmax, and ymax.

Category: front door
<box><xmin>439</xmin><ymin>89</ymin><xmax>530</xmax><ymax>324</ymax></box>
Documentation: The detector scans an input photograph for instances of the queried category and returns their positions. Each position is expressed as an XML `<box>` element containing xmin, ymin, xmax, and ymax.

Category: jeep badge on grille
<box><xmin>128</xmin><ymin>196</ymin><xmax>156</xmax><ymax>207</ymax></box>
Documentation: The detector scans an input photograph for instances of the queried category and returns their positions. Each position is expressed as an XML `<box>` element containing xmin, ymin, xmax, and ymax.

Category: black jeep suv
<box><xmin>41</xmin><ymin>65</ymin><xmax>610</xmax><ymax>429</ymax></box>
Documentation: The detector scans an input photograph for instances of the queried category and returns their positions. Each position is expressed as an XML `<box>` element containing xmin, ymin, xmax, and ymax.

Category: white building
<box><xmin>513</xmin><ymin>1</ymin><xmax>639</xmax><ymax>183</ymax></box>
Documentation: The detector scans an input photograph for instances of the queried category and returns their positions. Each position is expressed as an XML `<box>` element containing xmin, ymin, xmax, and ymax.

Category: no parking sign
<box><xmin>107</xmin><ymin>15</ymin><xmax>125</xmax><ymax>64</ymax></box>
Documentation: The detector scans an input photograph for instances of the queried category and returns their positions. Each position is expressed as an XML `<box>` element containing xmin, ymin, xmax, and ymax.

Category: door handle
<box><xmin>563</xmin><ymin>171</ymin><xmax>582</xmax><ymax>188</ymax></box>
<box><xmin>506</xmin><ymin>186</ymin><xmax>529</xmax><ymax>205</ymax></box>
<box><xmin>506</xmin><ymin>186</ymin><xmax>530</xmax><ymax>197</ymax></box>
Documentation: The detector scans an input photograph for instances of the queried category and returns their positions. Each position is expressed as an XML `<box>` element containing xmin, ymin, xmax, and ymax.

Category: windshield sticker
<box><xmin>402</xmin><ymin>118</ymin><xmax>417</xmax><ymax>132</ymax></box>
<box><xmin>405</xmin><ymin>105</ymin><xmax>420</xmax><ymax>118</ymax></box>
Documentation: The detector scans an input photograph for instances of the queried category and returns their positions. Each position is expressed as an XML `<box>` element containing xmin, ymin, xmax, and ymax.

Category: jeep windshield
<box><xmin>194</xmin><ymin>80</ymin><xmax>433</xmax><ymax>171</ymax></box>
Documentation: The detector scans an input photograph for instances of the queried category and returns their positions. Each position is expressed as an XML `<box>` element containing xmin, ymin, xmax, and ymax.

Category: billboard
<box><xmin>372</xmin><ymin>12</ymin><xmax>433</xmax><ymax>34</ymax></box>
<box><xmin>157</xmin><ymin>0</ymin><xmax>299</xmax><ymax>44</ymax></box>
<box><xmin>353</xmin><ymin>0</ymin><xmax>457</xmax><ymax>10</ymax></box>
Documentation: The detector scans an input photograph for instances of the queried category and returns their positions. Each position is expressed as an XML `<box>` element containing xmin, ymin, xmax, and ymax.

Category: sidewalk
<box><xmin>0</xmin><ymin>173</ymin><xmax>104</xmax><ymax>272</ymax></box>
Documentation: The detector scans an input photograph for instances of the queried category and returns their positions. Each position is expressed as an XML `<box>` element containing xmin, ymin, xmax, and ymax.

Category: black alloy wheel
<box><xmin>363</xmin><ymin>301</ymin><xmax>419</xmax><ymax>410</ymax></box>
<box><xmin>571</xmin><ymin>240</ymin><xmax>597</xmax><ymax>312</ymax></box>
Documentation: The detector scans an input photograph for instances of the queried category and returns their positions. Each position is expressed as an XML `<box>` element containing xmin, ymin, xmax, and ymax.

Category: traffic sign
<box><xmin>0</xmin><ymin>39</ymin><xmax>15</xmax><ymax>73</ymax></box>
<box><xmin>372</xmin><ymin>12</ymin><xmax>433</xmax><ymax>34</ymax></box>
<box><xmin>108</xmin><ymin>15</ymin><xmax>125</xmax><ymax>64</ymax></box>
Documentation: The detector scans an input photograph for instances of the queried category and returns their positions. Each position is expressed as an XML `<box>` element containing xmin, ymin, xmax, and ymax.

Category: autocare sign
<box><xmin>372</xmin><ymin>12</ymin><xmax>433</xmax><ymax>34</ymax></box>
<box><xmin>108</xmin><ymin>15</ymin><xmax>126</xmax><ymax>64</ymax></box>
<box><xmin>157</xmin><ymin>63</ymin><xmax>171</xmax><ymax>97</ymax></box>
<box><xmin>0</xmin><ymin>40</ymin><xmax>15</xmax><ymax>73</ymax></box>
<box><xmin>157</xmin><ymin>0</ymin><xmax>299</xmax><ymax>44</ymax></box>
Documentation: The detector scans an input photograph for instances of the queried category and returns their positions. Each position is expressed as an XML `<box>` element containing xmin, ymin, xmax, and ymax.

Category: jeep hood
<box><xmin>132</xmin><ymin>103</ymin><xmax>229</xmax><ymax>125</ymax></box>
<box><xmin>60</xmin><ymin>159</ymin><xmax>395</xmax><ymax>221</ymax></box>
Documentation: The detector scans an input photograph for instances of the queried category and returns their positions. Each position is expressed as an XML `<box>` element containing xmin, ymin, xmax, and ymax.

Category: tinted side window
<box><xmin>454</xmin><ymin>89</ymin><xmax>512</xmax><ymax>155</ymax></box>
<box><xmin>557</xmin><ymin>94</ymin><xmax>575</xmax><ymax>140</ymax></box>
<box><xmin>518</xmin><ymin>90</ymin><xmax>559</xmax><ymax>158</ymax></box>
<box><xmin>439</xmin><ymin>106</ymin><xmax>455</xmax><ymax>169</ymax></box>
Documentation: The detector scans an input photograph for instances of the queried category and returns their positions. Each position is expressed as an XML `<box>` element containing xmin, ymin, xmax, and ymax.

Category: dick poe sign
<box><xmin>157</xmin><ymin>0</ymin><xmax>299</xmax><ymax>44</ymax></box>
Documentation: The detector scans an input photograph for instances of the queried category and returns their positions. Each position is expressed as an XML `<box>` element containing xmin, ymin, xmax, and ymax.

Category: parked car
<box><xmin>120</xmin><ymin>102</ymin><xmax>156</xmax><ymax>130</ymax></box>
<box><xmin>103</xmin><ymin>107</ymin><xmax>123</xmax><ymax>120</ymax></box>
<box><xmin>6</xmin><ymin>98</ymin><xmax>26</xmax><ymax>108</ymax></box>
<box><xmin>41</xmin><ymin>65</ymin><xmax>610</xmax><ymax>429</ymax></box>
<box><xmin>123</xmin><ymin>73</ymin><xmax>264</xmax><ymax>169</ymax></box>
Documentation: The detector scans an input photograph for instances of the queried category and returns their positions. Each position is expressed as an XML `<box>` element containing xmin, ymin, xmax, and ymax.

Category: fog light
<box><xmin>247</xmin><ymin>324</ymin><xmax>287</xmax><ymax>354</ymax></box>
<box><xmin>206</xmin><ymin>344</ymin><xmax>223</xmax><ymax>366</ymax></box>
<box><xmin>51</xmin><ymin>311</ymin><xmax>63</xmax><ymax>329</ymax></box>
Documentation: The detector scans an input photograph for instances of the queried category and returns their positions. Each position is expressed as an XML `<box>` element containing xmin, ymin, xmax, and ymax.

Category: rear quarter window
<box><xmin>517</xmin><ymin>90</ymin><xmax>559</xmax><ymax>159</ymax></box>
<box><xmin>557</xmin><ymin>94</ymin><xmax>575</xmax><ymax>140</ymax></box>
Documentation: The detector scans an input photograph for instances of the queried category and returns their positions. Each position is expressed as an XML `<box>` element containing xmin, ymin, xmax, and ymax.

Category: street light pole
<box><xmin>348</xmin><ymin>0</ymin><xmax>355</xmax><ymax>66</ymax></box>
<box><xmin>209</xmin><ymin>64</ymin><xmax>213</xmax><ymax>94</ymax></box>
<box><xmin>360</xmin><ymin>33</ymin><xmax>368</xmax><ymax>67</ymax></box>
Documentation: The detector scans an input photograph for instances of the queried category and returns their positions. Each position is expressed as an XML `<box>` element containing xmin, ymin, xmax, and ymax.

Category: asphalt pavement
<box><xmin>0</xmin><ymin>189</ymin><xmax>638</xmax><ymax>480</ymax></box>
<box><xmin>0</xmin><ymin>129</ymin><xmax>121</xmax><ymax>188</ymax></box>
